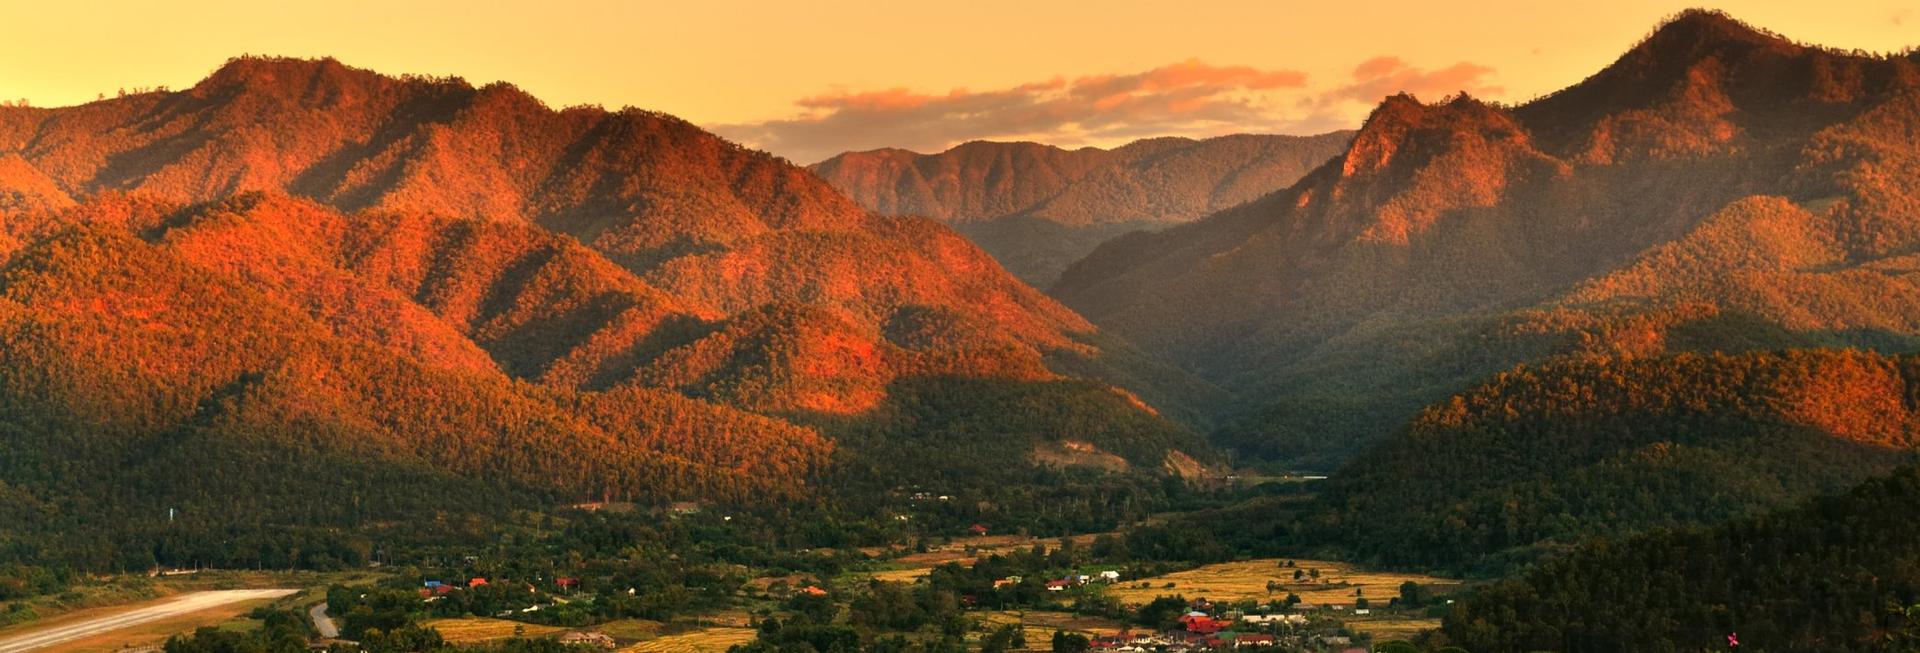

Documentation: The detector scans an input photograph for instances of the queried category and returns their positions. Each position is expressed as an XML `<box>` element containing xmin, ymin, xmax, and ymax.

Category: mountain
<box><xmin>1440</xmin><ymin>464</ymin><xmax>1920</xmax><ymax>652</ymax></box>
<box><xmin>1309</xmin><ymin>349</ymin><xmax>1917</xmax><ymax>570</ymax></box>
<box><xmin>810</xmin><ymin>133</ymin><xmax>1352</xmax><ymax>285</ymax></box>
<box><xmin>1054</xmin><ymin>10</ymin><xmax>1920</xmax><ymax>466</ymax></box>
<box><xmin>0</xmin><ymin>58</ymin><xmax>1220</xmax><ymax>568</ymax></box>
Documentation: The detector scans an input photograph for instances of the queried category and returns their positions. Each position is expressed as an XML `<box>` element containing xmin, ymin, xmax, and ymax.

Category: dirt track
<box><xmin>0</xmin><ymin>589</ymin><xmax>296</xmax><ymax>653</ymax></box>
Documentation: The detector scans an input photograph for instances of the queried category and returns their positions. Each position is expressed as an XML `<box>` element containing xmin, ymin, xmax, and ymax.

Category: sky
<box><xmin>0</xmin><ymin>1</ymin><xmax>1914</xmax><ymax>163</ymax></box>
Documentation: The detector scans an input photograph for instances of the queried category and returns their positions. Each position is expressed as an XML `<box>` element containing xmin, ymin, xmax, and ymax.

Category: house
<box><xmin>1234</xmin><ymin>634</ymin><xmax>1275</xmax><ymax>647</ymax></box>
<box><xmin>469</xmin><ymin>577</ymin><xmax>488</xmax><ymax>587</ymax></box>
<box><xmin>423</xmin><ymin>581</ymin><xmax>444</xmax><ymax>589</ymax></box>
<box><xmin>800</xmin><ymin>586</ymin><xmax>829</xmax><ymax>596</ymax></box>
<box><xmin>556</xmin><ymin>577</ymin><xmax>580</xmax><ymax>591</ymax></box>
<box><xmin>1098</xmin><ymin>570</ymin><xmax>1121</xmax><ymax>582</ymax></box>
<box><xmin>1240</xmin><ymin>614</ymin><xmax>1306</xmax><ymax>626</ymax></box>
<box><xmin>558</xmin><ymin>632</ymin><xmax>617</xmax><ymax>650</ymax></box>
<box><xmin>968</xmin><ymin>524</ymin><xmax>989</xmax><ymax>536</ymax></box>
<box><xmin>1352</xmin><ymin>608</ymin><xmax>1371</xmax><ymax>615</ymax></box>
<box><xmin>1046</xmin><ymin>580</ymin><xmax>1071</xmax><ymax>591</ymax></box>
<box><xmin>1178</xmin><ymin>613</ymin><xmax>1225</xmax><ymax>634</ymax></box>
<box><xmin>993</xmin><ymin>578</ymin><xmax>1018</xmax><ymax>589</ymax></box>
<box><xmin>435</xmin><ymin>585</ymin><xmax>457</xmax><ymax>596</ymax></box>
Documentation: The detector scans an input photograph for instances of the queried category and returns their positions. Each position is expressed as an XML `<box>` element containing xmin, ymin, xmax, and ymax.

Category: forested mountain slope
<box><xmin>1055</xmin><ymin>10</ymin><xmax>1920</xmax><ymax>465</ymax></box>
<box><xmin>1440</xmin><ymin>464</ymin><xmax>1920</xmax><ymax>652</ymax></box>
<box><xmin>0</xmin><ymin>58</ymin><xmax>1221</xmax><ymax>570</ymax></box>
<box><xmin>811</xmin><ymin>133</ymin><xmax>1351</xmax><ymax>285</ymax></box>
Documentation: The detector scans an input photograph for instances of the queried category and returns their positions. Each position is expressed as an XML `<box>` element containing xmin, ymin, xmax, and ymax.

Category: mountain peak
<box><xmin>1339</xmin><ymin>92</ymin><xmax>1522</xmax><ymax>179</ymax></box>
<box><xmin>1628</xmin><ymin>9</ymin><xmax>1793</xmax><ymax>63</ymax></box>
<box><xmin>190</xmin><ymin>56</ymin><xmax>411</xmax><ymax>104</ymax></box>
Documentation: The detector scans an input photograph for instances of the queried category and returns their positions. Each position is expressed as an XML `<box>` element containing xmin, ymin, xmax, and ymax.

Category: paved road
<box><xmin>308</xmin><ymin>601</ymin><xmax>340</xmax><ymax>638</ymax></box>
<box><xmin>0</xmin><ymin>589</ymin><xmax>296</xmax><ymax>653</ymax></box>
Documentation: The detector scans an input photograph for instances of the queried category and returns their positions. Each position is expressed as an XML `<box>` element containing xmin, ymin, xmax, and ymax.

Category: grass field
<box><xmin>594</xmin><ymin>618</ymin><xmax>667</xmax><ymax>640</ymax></box>
<box><xmin>2</xmin><ymin>591</ymin><xmax>295</xmax><ymax>653</ymax></box>
<box><xmin>425</xmin><ymin>617</ymin><xmax>565</xmax><ymax>644</ymax></box>
<box><xmin>848</xmin><ymin>532</ymin><xmax>1116</xmax><ymax>584</ymax></box>
<box><xmin>981</xmin><ymin>609</ymin><xmax>1129</xmax><ymax>649</ymax></box>
<box><xmin>616</xmin><ymin>626</ymin><xmax>758</xmax><ymax>653</ymax></box>
<box><xmin>1105</xmin><ymin>558</ymin><xmax>1458</xmax><ymax>641</ymax></box>
<box><xmin>1106</xmin><ymin>558</ymin><xmax>1456</xmax><ymax>607</ymax></box>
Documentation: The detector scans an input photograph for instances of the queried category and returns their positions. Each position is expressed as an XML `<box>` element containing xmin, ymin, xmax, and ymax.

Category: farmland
<box><xmin>616</xmin><ymin>626</ymin><xmax>759</xmax><ymax>653</ymax></box>
<box><xmin>1106</xmin><ymin>558</ymin><xmax>1458</xmax><ymax>606</ymax></box>
<box><xmin>424</xmin><ymin>617</ymin><xmax>566</xmax><ymax>644</ymax></box>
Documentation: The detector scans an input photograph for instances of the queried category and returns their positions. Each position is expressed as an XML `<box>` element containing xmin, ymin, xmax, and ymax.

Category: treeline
<box><xmin>1310</xmin><ymin>349</ymin><xmax>1919</xmax><ymax>571</ymax></box>
<box><xmin>1437</xmin><ymin>466</ymin><xmax>1920</xmax><ymax>652</ymax></box>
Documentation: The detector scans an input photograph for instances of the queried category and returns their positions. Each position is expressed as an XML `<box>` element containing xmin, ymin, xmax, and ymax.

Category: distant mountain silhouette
<box><xmin>811</xmin><ymin>132</ymin><xmax>1351</xmax><ymax>285</ymax></box>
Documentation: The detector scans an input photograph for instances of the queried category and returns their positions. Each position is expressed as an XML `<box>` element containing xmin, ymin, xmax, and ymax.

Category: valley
<box><xmin>0</xmin><ymin>5</ymin><xmax>1917</xmax><ymax>653</ymax></box>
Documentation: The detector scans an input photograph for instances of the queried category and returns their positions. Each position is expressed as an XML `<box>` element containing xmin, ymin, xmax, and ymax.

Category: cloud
<box><xmin>712</xmin><ymin>56</ymin><xmax>1498</xmax><ymax>163</ymax></box>
<box><xmin>712</xmin><ymin>59</ymin><xmax>1309</xmax><ymax>163</ymax></box>
<box><xmin>1329</xmin><ymin>56</ymin><xmax>1504</xmax><ymax>105</ymax></box>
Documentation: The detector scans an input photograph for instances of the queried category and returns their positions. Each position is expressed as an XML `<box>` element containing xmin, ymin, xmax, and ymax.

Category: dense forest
<box><xmin>0</xmin><ymin>57</ymin><xmax>1226</xmax><ymax>579</ymax></box>
<box><xmin>1437</xmin><ymin>466</ymin><xmax>1920</xmax><ymax>652</ymax></box>
<box><xmin>1054</xmin><ymin>9</ymin><xmax>1920</xmax><ymax>468</ymax></box>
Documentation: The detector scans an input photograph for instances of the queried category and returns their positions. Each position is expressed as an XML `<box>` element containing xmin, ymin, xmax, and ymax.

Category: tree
<box><xmin>1050</xmin><ymin>630</ymin><xmax>1089</xmax><ymax>653</ymax></box>
<box><xmin>981</xmin><ymin>624</ymin><xmax>1022</xmax><ymax>653</ymax></box>
<box><xmin>1397</xmin><ymin>581</ymin><xmax>1429</xmax><ymax>608</ymax></box>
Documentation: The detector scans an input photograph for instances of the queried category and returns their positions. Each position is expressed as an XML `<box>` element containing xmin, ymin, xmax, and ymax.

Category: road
<box><xmin>0</xmin><ymin>589</ymin><xmax>296</xmax><ymax>653</ymax></box>
<box><xmin>308</xmin><ymin>601</ymin><xmax>340</xmax><ymax>638</ymax></box>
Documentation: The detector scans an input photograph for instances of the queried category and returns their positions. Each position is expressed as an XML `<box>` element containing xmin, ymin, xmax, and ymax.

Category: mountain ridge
<box><xmin>810</xmin><ymin>130</ymin><xmax>1353</xmax><ymax>285</ymax></box>
<box><xmin>0</xmin><ymin>56</ymin><xmax>1223</xmax><ymax>529</ymax></box>
<box><xmin>1053</xmin><ymin>9</ymin><xmax>1920</xmax><ymax>465</ymax></box>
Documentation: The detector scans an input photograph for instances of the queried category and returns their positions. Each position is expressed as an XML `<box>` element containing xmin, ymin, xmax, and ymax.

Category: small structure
<box><xmin>968</xmin><ymin>524</ymin><xmax>990</xmax><ymax>536</ymax></box>
<box><xmin>1235</xmin><ymin>634</ymin><xmax>1276</xmax><ymax>647</ymax></box>
<box><xmin>1045</xmin><ymin>580</ymin><xmax>1071</xmax><ymax>591</ymax></box>
<box><xmin>556</xmin><ymin>577</ymin><xmax>580</xmax><ymax>591</ymax></box>
<box><xmin>558</xmin><ymin>631</ymin><xmax>618</xmax><ymax>649</ymax></box>
<box><xmin>469</xmin><ymin>577</ymin><xmax>489</xmax><ymax>588</ymax></box>
<box><xmin>1179</xmin><ymin>613</ymin><xmax>1225</xmax><ymax>634</ymax></box>
<box><xmin>799</xmin><ymin>585</ymin><xmax>829</xmax><ymax>597</ymax></box>
<box><xmin>1098</xmin><ymin>570</ymin><xmax>1122</xmax><ymax>582</ymax></box>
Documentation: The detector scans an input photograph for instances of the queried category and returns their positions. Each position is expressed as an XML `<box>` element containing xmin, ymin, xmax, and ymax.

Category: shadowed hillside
<box><xmin>0</xmin><ymin>58</ymin><xmax>1225</xmax><ymax>569</ymax></box>
<box><xmin>1055</xmin><ymin>10</ymin><xmax>1920</xmax><ymax>466</ymax></box>
<box><xmin>811</xmin><ymin>133</ymin><xmax>1352</xmax><ymax>285</ymax></box>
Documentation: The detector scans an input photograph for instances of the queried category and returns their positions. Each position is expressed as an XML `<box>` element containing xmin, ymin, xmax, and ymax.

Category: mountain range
<box><xmin>810</xmin><ymin>133</ymin><xmax>1352</xmax><ymax>285</ymax></box>
<box><xmin>1054</xmin><ymin>10</ymin><xmax>1920</xmax><ymax>467</ymax></box>
<box><xmin>0</xmin><ymin>56</ymin><xmax>1220</xmax><ymax>557</ymax></box>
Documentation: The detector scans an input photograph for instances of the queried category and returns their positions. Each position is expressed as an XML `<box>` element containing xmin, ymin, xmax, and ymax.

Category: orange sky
<box><xmin>1</xmin><ymin>1</ymin><xmax>1913</xmax><ymax>162</ymax></box>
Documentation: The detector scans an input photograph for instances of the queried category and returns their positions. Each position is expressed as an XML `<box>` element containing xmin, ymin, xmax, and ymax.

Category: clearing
<box><xmin>0</xmin><ymin>589</ymin><xmax>295</xmax><ymax>653</ymax></box>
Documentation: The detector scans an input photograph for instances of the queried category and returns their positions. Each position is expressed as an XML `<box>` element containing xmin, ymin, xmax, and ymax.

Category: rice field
<box><xmin>424</xmin><ymin>617</ymin><xmax>564</xmax><ymax>643</ymax></box>
<box><xmin>616</xmin><ymin>626</ymin><xmax>759</xmax><ymax>653</ymax></box>
<box><xmin>1106</xmin><ymin>558</ymin><xmax>1456</xmax><ymax>607</ymax></box>
<box><xmin>595</xmin><ymin>618</ymin><xmax>667</xmax><ymax>640</ymax></box>
<box><xmin>1104</xmin><ymin>558</ymin><xmax>1459</xmax><ymax>641</ymax></box>
<box><xmin>981</xmin><ymin>609</ymin><xmax>1129</xmax><ymax>648</ymax></box>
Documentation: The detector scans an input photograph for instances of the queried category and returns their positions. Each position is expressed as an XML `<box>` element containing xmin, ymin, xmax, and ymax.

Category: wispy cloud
<box><xmin>714</xmin><ymin>56</ymin><xmax>1498</xmax><ymax>163</ymax></box>
<box><xmin>1330</xmin><ymin>56</ymin><xmax>1504</xmax><ymax>105</ymax></box>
